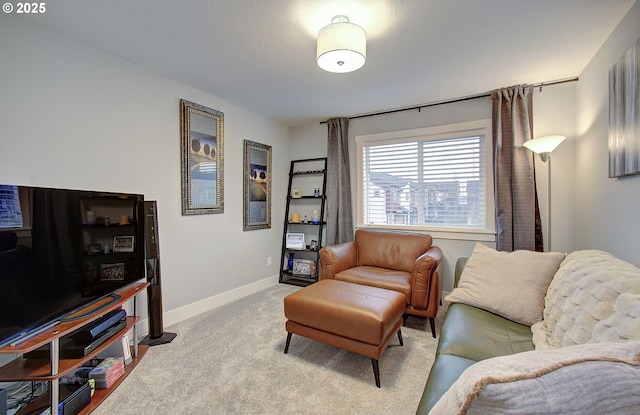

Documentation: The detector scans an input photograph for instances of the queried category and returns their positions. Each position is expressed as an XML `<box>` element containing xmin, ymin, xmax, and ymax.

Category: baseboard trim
<box><xmin>139</xmin><ymin>275</ymin><xmax>279</xmax><ymax>332</ymax></box>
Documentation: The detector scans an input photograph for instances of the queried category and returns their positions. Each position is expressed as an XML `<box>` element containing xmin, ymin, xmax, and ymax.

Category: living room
<box><xmin>1</xmin><ymin>1</ymin><xmax>639</xmax><ymax>413</ymax></box>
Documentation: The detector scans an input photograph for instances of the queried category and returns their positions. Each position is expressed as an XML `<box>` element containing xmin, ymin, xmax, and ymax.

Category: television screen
<box><xmin>0</xmin><ymin>184</ymin><xmax>145</xmax><ymax>348</ymax></box>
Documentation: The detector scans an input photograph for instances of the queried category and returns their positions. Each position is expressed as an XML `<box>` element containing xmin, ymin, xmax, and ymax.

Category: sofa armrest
<box><xmin>318</xmin><ymin>242</ymin><xmax>357</xmax><ymax>280</ymax></box>
<box><xmin>454</xmin><ymin>257</ymin><xmax>468</xmax><ymax>288</ymax></box>
<box><xmin>410</xmin><ymin>246</ymin><xmax>442</xmax><ymax>310</ymax></box>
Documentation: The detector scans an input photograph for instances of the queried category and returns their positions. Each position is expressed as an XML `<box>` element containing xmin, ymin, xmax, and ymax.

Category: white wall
<box><xmin>532</xmin><ymin>82</ymin><xmax>577</xmax><ymax>254</ymax></box>
<box><xmin>0</xmin><ymin>16</ymin><xmax>290</xmax><ymax>328</ymax></box>
<box><xmin>575</xmin><ymin>0</ymin><xmax>640</xmax><ymax>267</ymax></box>
<box><xmin>290</xmin><ymin>85</ymin><xmax>578</xmax><ymax>293</ymax></box>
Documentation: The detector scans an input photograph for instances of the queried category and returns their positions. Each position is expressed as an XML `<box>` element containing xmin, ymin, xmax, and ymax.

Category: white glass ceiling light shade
<box><xmin>317</xmin><ymin>15</ymin><xmax>366</xmax><ymax>73</ymax></box>
<box><xmin>523</xmin><ymin>135</ymin><xmax>566</xmax><ymax>162</ymax></box>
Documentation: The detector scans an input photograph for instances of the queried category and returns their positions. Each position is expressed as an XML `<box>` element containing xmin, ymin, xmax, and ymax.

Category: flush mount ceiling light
<box><xmin>317</xmin><ymin>15</ymin><xmax>366</xmax><ymax>73</ymax></box>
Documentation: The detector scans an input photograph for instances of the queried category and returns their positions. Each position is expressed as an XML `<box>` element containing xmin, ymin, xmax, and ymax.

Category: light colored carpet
<box><xmin>91</xmin><ymin>283</ymin><xmax>442</xmax><ymax>415</ymax></box>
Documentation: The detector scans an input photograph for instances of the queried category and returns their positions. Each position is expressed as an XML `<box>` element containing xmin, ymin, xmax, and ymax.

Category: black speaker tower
<box><xmin>140</xmin><ymin>201</ymin><xmax>177</xmax><ymax>346</ymax></box>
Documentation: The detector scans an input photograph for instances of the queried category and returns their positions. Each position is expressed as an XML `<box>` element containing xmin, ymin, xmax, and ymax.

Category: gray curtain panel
<box><xmin>326</xmin><ymin>118</ymin><xmax>354</xmax><ymax>245</ymax></box>
<box><xmin>492</xmin><ymin>85</ymin><xmax>543</xmax><ymax>252</ymax></box>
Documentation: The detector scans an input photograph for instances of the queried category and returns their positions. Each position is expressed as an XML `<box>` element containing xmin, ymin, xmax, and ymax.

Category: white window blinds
<box><xmin>358</xmin><ymin>121</ymin><xmax>491</xmax><ymax>230</ymax></box>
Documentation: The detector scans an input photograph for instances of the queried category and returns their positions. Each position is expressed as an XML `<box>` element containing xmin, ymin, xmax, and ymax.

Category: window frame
<box><xmin>355</xmin><ymin>119</ymin><xmax>496</xmax><ymax>241</ymax></box>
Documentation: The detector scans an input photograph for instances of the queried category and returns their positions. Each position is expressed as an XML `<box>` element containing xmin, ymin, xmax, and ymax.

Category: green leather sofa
<box><xmin>415</xmin><ymin>257</ymin><xmax>535</xmax><ymax>414</ymax></box>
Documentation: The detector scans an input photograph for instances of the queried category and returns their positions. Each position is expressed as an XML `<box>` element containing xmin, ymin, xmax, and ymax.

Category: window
<box><xmin>356</xmin><ymin>120</ymin><xmax>494</xmax><ymax>234</ymax></box>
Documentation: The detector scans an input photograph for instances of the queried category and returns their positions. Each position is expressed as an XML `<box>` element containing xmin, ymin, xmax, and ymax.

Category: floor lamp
<box><xmin>523</xmin><ymin>135</ymin><xmax>565</xmax><ymax>252</ymax></box>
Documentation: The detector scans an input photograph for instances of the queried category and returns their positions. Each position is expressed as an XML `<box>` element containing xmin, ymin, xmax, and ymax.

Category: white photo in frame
<box><xmin>113</xmin><ymin>235</ymin><xmax>135</xmax><ymax>252</ymax></box>
<box><xmin>293</xmin><ymin>259</ymin><xmax>312</xmax><ymax>276</ymax></box>
<box><xmin>286</xmin><ymin>232</ymin><xmax>305</xmax><ymax>250</ymax></box>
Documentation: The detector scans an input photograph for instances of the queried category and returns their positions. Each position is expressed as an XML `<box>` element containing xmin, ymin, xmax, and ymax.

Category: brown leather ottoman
<box><xmin>283</xmin><ymin>279</ymin><xmax>405</xmax><ymax>387</ymax></box>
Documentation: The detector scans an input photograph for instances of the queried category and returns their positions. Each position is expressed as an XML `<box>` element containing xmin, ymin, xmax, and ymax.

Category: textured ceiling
<box><xmin>20</xmin><ymin>0</ymin><xmax>636</xmax><ymax>126</ymax></box>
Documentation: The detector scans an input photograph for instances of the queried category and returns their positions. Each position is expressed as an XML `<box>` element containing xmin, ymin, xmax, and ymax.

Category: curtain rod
<box><xmin>320</xmin><ymin>76</ymin><xmax>579</xmax><ymax>125</ymax></box>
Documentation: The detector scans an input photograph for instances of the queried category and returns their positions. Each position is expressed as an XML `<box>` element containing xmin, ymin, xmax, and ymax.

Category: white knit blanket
<box><xmin>532</xmin><ymin>250</ymin><xmax>640</xmax><ymax>349</ymax></box>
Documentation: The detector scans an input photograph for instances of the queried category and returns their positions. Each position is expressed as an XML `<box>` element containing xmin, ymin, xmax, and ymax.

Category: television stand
<box><xmin>0</xmin><ymin>281</ymin><xmax>149</xmax><ymax>415</ymax></box>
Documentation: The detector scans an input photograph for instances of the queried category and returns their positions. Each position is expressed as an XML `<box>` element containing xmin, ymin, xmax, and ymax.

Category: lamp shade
<box><xmin>317</xmin><ymin>16</ymin><xmax>366</xmax><ymax>73</ymax></box>
<box><xmin>523</xmin><ymin>135</ymin><xmax>566</xmax><ymax>155</ymax></box>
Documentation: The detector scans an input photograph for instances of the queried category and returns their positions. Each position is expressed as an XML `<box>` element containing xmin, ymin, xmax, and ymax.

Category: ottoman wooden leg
<box><xmin>371</xmin><ymin>359</ymin><xmax>380</xmax><ymax>388</ymax></box>
<box><xmin>284</xmin><ymin>332</ymin><xmax>292</xmax><ymax>354</ymax></box>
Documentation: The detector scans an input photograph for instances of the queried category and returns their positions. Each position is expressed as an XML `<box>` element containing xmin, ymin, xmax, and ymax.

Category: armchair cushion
<box><xmin>334</xmin><ymin>266</ymin><xmax>411</xmax><ymax>300</ymax></box>
<box><xmin>445</xmin><ymin>243</ymin><xmax>565</xmax><ymax>326</ymax></box>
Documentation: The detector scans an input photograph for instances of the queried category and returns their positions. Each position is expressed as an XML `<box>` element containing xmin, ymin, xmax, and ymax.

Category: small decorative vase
<box><xmin>288</xmin><ymin>253</ymin><xmax>294</xmax><ymax>271</ymax></box>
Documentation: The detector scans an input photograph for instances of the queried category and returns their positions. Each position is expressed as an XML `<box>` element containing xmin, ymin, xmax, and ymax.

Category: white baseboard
<box><xmin>137</xmin><ymin>274</ymin><xmax>280</xmax><ymax>335</ymax></box>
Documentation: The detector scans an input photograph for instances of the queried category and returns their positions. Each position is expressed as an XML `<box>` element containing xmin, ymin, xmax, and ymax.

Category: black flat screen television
<box><xmin>0</xmin><ymin>184</ymin><xmax>145</xmax><ymax>348</ymax></box>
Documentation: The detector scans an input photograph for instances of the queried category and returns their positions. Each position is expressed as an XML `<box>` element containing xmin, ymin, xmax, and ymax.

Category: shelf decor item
<box><xmin>180</xmin><ymin>99</ymin><xmax>224</xmax><ymax>215</ymax></box>
<box><xmin>113</xmin><ymin>235</ymin><xmax>135</xmax><ymax>253</ymax></box>
<box><xmin>87</xmin><ymin>243</ymin><xmax>102</xmax><ymax>254</ymax></box>
<box><xmin>100</xmin><ymin>263</ymin><xmax>125</xmax><ymax>281</ymax></box>
<box><xmin>288</xmin><ymin>252</ymin><xmax>295</xmax><ymax>270</ymax></box>
<box><xmin>292</xmin><ymin>258</ymin><xmax>313</xmax><ymax>276</ymax></box>
<box><xmin>243</xmin><ymin>139</ymin><xmax>272</xmax><ymax>231</ymax></box>
<box><xmin>286</xmin><ymin>232</ymin><xmax>305</xmax><ymax>250</ymax></box>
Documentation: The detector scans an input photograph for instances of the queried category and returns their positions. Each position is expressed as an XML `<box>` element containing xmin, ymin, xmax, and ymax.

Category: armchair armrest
<box><xmin>318</xmin><ymin>242</ymin><xmax>357</xmax><ymax>280</ymax></box>
<box><xmin>410</xmin><ymin>246</ymin><xmax>443</xmax><ymax>310</ymax></box>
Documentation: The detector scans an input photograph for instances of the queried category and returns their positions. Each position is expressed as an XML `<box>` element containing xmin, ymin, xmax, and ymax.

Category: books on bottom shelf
<box><xmin>88</xmin><ymin>357</ymin><xmax>125</xmax><ymax>389</ymax></box>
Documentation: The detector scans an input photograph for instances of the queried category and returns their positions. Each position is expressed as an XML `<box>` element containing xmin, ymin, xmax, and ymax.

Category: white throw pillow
<box><xmin>445</xmin><ymin>243</ymin><xmax>565</xmax><ymax>326</ymax></box>
<box><xmin>531</xmin><ymin>249</ymin><xmax>640</xmax><ymax>349</ymax></box>
<box><xmin>429</xmin><ymin>341</ymin><xmax>640</xmax><ymax>415</ymax></box>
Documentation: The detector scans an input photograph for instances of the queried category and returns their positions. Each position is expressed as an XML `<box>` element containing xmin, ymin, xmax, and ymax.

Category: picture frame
<box><xmin>609</xmin><ymin>38</ymin><xmax>640</xmax><ymax>178</ymax></box>
<box><xmin>309</xmin><ymin>240</ymin><xmax>318</xmax><ymax>250</ymax></box>
<box><xmin>243</xmin><ymin>140</ymin><xmax>272</xmax><ymax>231</ymax></box>
<box><xmin>180</xmin><ymin>99</ymin><xmax>224</xmax><ymax>215</ymax></box>
<box><xmin>87</xmin><ymin>243</ymin><xmax>102</xmax><ymax>254</ymax></box>
<box><xmin>113</xmin><ymin>236</ymin><xmax>134</xmax><ymax>252</ymax></box>
<box><xmin>286</xmin><ymin>232</ymin><xmax>305</xmax><ymax>250</ymax></box>
<box><xmin>100</xmin><ymin>263</ymin><xmax>125</xmax><ymax>281</ymax></box>
<box><xmin>292</xmin><ymin>259</ymin><xmax>312</xmax><ymax>276</ymax></box>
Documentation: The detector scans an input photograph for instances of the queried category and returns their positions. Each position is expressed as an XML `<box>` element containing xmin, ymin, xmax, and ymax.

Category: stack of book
<box><xmin>88</xmin><ymin>357</ymin><xmax>125</xmax><ymax>389</ymax></box>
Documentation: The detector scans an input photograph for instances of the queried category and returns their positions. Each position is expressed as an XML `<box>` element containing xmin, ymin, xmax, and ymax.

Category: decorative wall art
<box><xmin>243</xmin><ymin>140</ymin><xmax>272</xmax><ymax>231</ymax></box>
<box><xmin>609</xmin><ymin>38</ymin><xmax>640</xmax><ymax>178</ymax></box>
<box><xmin>180</xmin><ymin>99</ymin><xmax>224</xmax><ymax>214</ymax></box>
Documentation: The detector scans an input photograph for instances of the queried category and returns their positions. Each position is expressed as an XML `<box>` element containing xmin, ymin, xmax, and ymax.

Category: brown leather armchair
<box><xmin>318</xmin><ymin>228</ymin><xmax>443</xmax><ymax>337</ymax></box>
